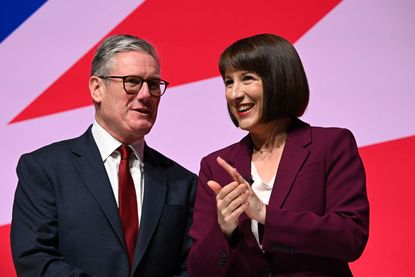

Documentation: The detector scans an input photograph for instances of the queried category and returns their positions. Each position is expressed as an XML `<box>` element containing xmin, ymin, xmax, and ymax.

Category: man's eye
<box><xmin>147</xmin><ymin>80</ymin><xmax>161</xmax><ymax>90</ymax></box>
<box><xmin>125</xmin><ymin>77</ymin><xmax>142</xmax><ymax>86</ymax></box>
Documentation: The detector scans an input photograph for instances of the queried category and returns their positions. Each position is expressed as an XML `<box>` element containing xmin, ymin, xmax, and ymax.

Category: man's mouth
<box><xmin>133</xmin><ymin>107</ymin><xmax>150</xmax><ymax>114</ymax></box>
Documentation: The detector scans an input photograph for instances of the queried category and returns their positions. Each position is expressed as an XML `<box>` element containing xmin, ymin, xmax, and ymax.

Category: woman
<box><xmin>188</xmin><ymin>34</ymin><xmax>369</xmax><ymax>276</ymax></box>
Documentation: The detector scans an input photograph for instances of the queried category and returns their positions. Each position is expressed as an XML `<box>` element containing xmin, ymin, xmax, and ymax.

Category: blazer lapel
<box><xmin>133</xmin><ymin>145</ymin><xmax>167</xmax><ymax>270</ymax></box>
<box><xmin>227</xmin><ymin>135</ymin><xmax>253</xmax><ymax>183</ymax></box>
<box><xmin>227</xmin><ymin>136</ymin><xmax>259</xmax><ymax>247</ymax></box>
<box><xmin>70</xmin><ymin>127</ymin><xmax>125</xmax><ymax>246</ymax></box>
<box><xmin>269</xmin><ymin>120</ymin><xmax>312</xmax><ymax>208</ymax></box>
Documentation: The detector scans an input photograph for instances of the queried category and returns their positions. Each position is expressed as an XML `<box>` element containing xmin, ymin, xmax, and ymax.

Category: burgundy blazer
<box><xmin>188</xmin><ymin>119</ymin><xmax>369</xmax><ymax>277</ymax></box>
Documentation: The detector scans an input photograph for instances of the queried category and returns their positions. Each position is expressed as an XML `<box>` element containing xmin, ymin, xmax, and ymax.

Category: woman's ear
<box><xmin>89</xmin><ymin>76</ymin><xmax>104</xmax><ymax>104</ymax></box>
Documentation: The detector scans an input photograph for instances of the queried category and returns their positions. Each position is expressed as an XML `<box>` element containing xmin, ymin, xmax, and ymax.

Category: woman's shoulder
<box><xmin>310</xmin><ymin>125</ymin><xmax>356</xmax><ymax>142</ymax></box>
<box><xmin>307</xmin><ymin>124</ymin><xmax>359</xmax><ymax>155</ymax></box>
<box><xmin>290</xmin><ymin>119</ymin><xmax>359</xmax><ymax>150</ymax></box>
<box><xmin>293</xmin><ymin>118</ymin><xmax>353</xmax><ymax>136</ymax></box>
<box><xmin>311</xmin><ymin>124</ymin><xmax>353</xmax><ymax>134</ymax></box>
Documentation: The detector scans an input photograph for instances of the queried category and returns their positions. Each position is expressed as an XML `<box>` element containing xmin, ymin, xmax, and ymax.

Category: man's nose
<box><xmin>136</xmin><ymin>81</ymin><xmax>152</xmax><ymax>99</ymax></box>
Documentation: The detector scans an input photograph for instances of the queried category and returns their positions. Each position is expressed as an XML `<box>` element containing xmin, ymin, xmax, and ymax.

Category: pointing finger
<box><xmin>216</xmin><ymin>156</ymin><xmax>247</xmax><ymax>184</ymax></box>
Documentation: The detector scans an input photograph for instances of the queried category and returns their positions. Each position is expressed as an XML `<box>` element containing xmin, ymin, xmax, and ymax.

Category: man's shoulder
<box><xmin>144</xmin><ymin>145</ymin><xmax>196</xmax><ymax>178</ymax></box>
<box><xmin>20</xmin><ymin>128</ymin><xmax>92</xmax><ymax>161</ymax></box>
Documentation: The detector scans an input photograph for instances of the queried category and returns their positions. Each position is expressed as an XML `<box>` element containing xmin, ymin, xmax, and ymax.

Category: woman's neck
<box><xmin>250</xmin><ymin>117</ymin><xmax>291</xmax><ymax>153</ymax></box>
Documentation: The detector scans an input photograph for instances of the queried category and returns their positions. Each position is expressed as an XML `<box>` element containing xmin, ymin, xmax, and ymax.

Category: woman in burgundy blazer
<box><xmin>188</xmin><ymin>34</ymin><xmax>369</xmax><ymax>276</ymax></box>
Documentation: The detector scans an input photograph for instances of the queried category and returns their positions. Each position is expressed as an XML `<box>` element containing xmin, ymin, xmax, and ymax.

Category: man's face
<box><xmin>90</xmin><ymin>51</ymin><xmax>161</xmax><ymax>144</ymax></box>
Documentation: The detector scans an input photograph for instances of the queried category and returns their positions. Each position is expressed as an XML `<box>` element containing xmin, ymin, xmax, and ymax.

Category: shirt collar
<box><xmin>91</xmin><ymin>121</ymin><xmax>144</xmax><ymax>163</ymax></box>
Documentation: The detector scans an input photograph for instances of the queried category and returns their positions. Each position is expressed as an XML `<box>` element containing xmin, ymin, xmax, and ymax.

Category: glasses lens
<box><xmin>124</xmin><ymin>76</ymin><xmax>143</xmax><ymax>94</ymax></box>
<box><xmin>146</xmin><ymin>79</ymin><xmax>164</xmax><ymax>96</ymax></box>
<box><xmin>159</xmin><ymin>81</ymin><xmax>167</xmax><ymax>95</ymax></box>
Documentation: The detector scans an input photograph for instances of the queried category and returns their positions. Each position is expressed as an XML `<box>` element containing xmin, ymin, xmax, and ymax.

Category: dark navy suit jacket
<box><xmin>188</xmin><ymin>119</ymin><xmax>369</xmax><ymax>277</ymax></box>
<box><xmin>11</xmin><ymin>127</ymin><xmax>197</xmax><ymax>277</ymax></box>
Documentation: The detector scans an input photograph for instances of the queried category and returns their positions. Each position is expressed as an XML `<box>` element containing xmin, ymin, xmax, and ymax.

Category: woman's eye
<box><xmin>224</xmin><ymin>79</ymin><xmax>233</xmax><ymax>87</ymax></box>
<box><xmin>242</xmin><ymin>75</ymin><xmax>255</xmax><ymax>82</ymax></box>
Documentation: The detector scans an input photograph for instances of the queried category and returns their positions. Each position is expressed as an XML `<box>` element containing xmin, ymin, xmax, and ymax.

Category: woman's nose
<box><xmin>231</xmin><ymin>83</ymin><xmax>244</xmax><ymax>100</ymax></box>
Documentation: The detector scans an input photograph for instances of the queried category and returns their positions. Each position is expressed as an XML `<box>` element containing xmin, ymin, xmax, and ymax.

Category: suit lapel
<box><xmin>227</xmin><ymin>135</ymin><xmax>253</xmax><ymax>183</ymax></box>
<box><xmin>70</xmin><ymin>127</ymin><xmax>125</xmax><ymax>246</ymax></box>
<box><xmin>269</xmin><ymin>120</ymin><xmax>311</xmax><ymax>208</ymax></box>
<box><xmin>133</xmin><ymin>145</ymin><xmax>167</xmax><ymax>270</ymax></box>
<box><xmin>227</xmin><ymin>136</ymin><xmax>259</xmax><ymax>247</ymax></box>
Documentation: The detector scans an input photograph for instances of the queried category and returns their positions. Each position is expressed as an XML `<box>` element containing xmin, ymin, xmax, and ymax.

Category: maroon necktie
<box><xmin>118</xmin><ymin>145</ymin><xmax>138</xmax><ymax>268</ymax></box>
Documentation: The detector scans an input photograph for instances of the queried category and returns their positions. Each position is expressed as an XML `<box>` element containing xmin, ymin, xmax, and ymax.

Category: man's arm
<box><xmin>11</xmin><ymin>154</ymin><xmax>91</xmax><ymax>277</ymax></box>
<box><xmin>172</xmin><ymin>174</ymin><xmax>197</xmax><ymax>277</ymax></box>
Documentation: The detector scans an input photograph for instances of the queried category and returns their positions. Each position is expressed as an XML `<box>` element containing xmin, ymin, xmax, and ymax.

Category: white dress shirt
<box><xmin>251</xmin><ymin>161</ymin><xmax>276</xmax><ymax>247</ymax></box>
<box><xmin>91</xmin><ymin>121</ymin><xmax>144</xmax><ymax>222</ymax></box>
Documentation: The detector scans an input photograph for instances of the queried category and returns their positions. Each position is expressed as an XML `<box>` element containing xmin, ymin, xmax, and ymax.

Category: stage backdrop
<box><xmin>1</xmin><ymin>0</ymin><xmax>414</xmax><ymax>276</ymax></box>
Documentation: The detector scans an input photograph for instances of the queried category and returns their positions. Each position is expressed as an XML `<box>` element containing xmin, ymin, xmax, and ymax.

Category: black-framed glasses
<box><xmin>98</xmin><ymin>75</ymin><xmax>169</xmax><ymax>97</ymax></box>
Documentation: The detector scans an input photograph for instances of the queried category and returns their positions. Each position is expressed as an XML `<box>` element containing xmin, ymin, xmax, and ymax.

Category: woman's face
<box><xmin>224</xmin><ymin>70</ymin><xmax>264</xmax><ymax>133</ymax></box>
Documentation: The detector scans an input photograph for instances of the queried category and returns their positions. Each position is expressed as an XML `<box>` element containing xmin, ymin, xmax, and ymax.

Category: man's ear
<box><xmin>89</xmin><ymin>76</ymin><xmax>104</xmax><ymax>104</ymax></box>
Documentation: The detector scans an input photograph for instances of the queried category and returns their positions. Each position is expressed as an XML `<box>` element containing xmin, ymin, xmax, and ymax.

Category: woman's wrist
<box><xmin>257</xmin><ymin>202</ymin><xmax>266</xmax><ymax>224</ymax></box>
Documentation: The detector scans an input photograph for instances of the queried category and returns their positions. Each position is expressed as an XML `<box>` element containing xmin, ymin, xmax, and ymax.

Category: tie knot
<box><xmin>119</xmin><ymin>145</ymin><xmax>132</xmax><ymax>160</ymax></box>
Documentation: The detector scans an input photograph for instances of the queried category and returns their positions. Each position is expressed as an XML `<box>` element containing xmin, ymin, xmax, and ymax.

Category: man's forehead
<box><xmin>110</xmin><ymin>51</ymin><xmax>160</xmax><ymax>72</ymax></box>
<box><xmin>113</xmin><ymin>50</ymin><xmax>158</xmax><ymax>62</ymax></box>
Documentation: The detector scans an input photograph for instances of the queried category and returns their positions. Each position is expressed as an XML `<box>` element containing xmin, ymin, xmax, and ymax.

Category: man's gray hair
<box><xmin>91</xmin><ymin>34</ymin><xmax>159</xmax><ymax>77</ymax></box>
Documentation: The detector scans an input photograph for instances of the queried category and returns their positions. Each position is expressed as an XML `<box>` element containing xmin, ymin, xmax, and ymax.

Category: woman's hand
<box><xmin>208</xmin><ymin>180</ymin><xmax>249</xmax><ymax>238</ymax></box>
<box><xmin>207</xmin><ymin>157</ymin><xmax>267</xmax><ymax>236</ymax></box>
<box><xmin>217</xmin><ymin>156</ymin><xmax>266</xmax><ymax>223</ymax></box>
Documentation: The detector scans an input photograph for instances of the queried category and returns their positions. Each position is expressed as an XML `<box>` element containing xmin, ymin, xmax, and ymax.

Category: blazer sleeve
<box><xmin>188</xmin><ymin>157</ymin><xmax>252</xmax><ymax>277</ymax></box>
<box><xmin>261</xmin><ymin>128</ymin><xmax>369</xmax><ymax>261</ymax></box>
<box><xmin>172</xmin><ymin>173</ymin><xmax>198</xmax><ymax>277</ymax></box>
<box><xmin>11</xmin><ymin>154</ymin><xmax>92</xmax><ymax>277</ymax></box>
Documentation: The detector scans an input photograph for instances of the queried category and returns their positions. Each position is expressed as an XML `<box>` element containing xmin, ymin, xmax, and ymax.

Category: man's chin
<box><xmin>131</xmin><ymin>124</ymin><xmax>153</xmax><ymax>136</ymax></box>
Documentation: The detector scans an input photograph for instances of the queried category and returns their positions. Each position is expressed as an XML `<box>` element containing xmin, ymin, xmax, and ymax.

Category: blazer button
<box><xmin>271</xmin><ymin>243</ymin><xmax>296</xmax><ymax>253</ymax></box>
<box><xmin>217</xmin><ymin>250</ymin><xmax>228</xmax><ymax>267</ymax></box>
<box><xmin>262</xmin><ymin>265</ymin><xmax>271</xmax><ymax>277</ymax></box>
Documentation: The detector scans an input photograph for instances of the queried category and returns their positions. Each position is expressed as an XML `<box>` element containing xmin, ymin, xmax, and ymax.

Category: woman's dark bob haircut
<box><xmin>219</xmin><ymin>34</ymin><xmax>309</xmax><ymax>126</ymax></box>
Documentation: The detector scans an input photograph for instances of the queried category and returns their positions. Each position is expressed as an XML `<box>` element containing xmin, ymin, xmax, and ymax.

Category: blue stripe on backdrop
<box><xmin>0</xmin><ymin>0</ymin><xmax>47</xmax><ymax>43</ymax></box>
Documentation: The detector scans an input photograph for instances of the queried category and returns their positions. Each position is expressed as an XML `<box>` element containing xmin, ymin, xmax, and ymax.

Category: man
<box><xmin>11</xmin><ymin>34</ymin><xmax>197</xmax><ymax>277</ymax></box>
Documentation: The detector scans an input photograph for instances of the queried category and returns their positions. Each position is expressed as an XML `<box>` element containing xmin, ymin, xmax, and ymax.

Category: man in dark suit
<box><xmin>11</xmin><ymin>34</ymin><xmax>197</xmax><ymax>277</ymax></box>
